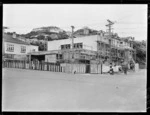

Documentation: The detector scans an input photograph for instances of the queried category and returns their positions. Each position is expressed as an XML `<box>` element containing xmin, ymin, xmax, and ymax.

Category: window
<box><xmin>79</xmin><ymin>43</ymin><xmax>83</xmax><ymax>48</ymax></box>
<box><xmin>59</xmin><ymin>54</ymin><xmax>63</xmax><ymax>59</ymax></box>
<box><xmin>73</xmin><ymin>43</ymin><xmax>83</xmax><ymax>49</ymax></box>
<box><xmin>61</xmin><ymin>43</ymin><xmax>83</xmax><ymax>50</ymax></box>
<box><xmin>61</xmin><ymin>45</ymin><xmax>64</xmax><ymax>50</ymax></box>
<box><xmin>109</xmin><ymin>40</ymin><xmax>111</xmax><ymax>45</ymax></box>
<box><xmin>68</xmin><ymin>44</ymin><xmax>71</xmax><ymax>49</ymax></box>
<box><xmin>77</xmin><ymin>44</ymin><xmax>79</xmax><ymax>48</ymax></box>
<box><xmin>65</xmin><ymin>45</ymin><xmax>68</xmax><ymax>49</ymax></box>
<box><xmin>73</xmin><ymin>44</ymin><xmax>77</xmax><ymax>48</ymax></box>
<box><xmin>21</xmin><ymin>46</ymin><xmax>26</xmax><ymax>53</ymax></box>
<box><xmin>61</xmin><ymin>44</ymin><xmax>70</xmax><ymax>50</ymax></box>
<box><xmin>66</xmin><ymin>44</ymin><xmax>70</xmax><ymax>49</ymax></box>
<box><xmin>6</xmin><ymin>44</ymin><xmax>14</xmax><ymax>52</ymax></box>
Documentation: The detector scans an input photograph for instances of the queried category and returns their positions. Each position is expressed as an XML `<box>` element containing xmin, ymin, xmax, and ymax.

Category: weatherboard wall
<box><xmin>4</xmin><ymin>42</ymin><xmax>39</xmax><ymax>55</ymax></box>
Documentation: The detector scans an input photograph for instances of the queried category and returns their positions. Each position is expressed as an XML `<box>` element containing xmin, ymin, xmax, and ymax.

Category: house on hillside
<box><xmin>3</xmin><ymin>32</ymin><xmax>39</xmax><ymax>60</ymax></box>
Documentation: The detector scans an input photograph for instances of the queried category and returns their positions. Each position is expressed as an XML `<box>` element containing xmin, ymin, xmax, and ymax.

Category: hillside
<box><xmin>132</xmin><ymin>40</ymin><xmax>146</xmax><ymax>68</ymax></box>
<box><xmin>24</xmin><ymin>26</ymin><xmax>69</xmax><ymax>41</ymax></box>
<box><xmin>23</xmin><ymin>26</ymin><xmax>99</xmax><ymax>39</ymax></box>
<box><xmin>73</xmin><ymin>27</ymin><xmax>98</xmax><ymax>37</ymax></box>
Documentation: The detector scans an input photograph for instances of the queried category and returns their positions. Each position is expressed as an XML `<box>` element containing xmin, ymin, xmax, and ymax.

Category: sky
<box><xmin>3</xmin><ymin>4</ymin><xmax>147</xmax><ymax>41</ymax></box>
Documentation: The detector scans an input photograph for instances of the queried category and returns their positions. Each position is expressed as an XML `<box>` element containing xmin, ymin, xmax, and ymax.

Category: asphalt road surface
<box><xmin>2</xmin><ymin>68</ymin><xmax>146</xmax><ymax>112</ymax></box>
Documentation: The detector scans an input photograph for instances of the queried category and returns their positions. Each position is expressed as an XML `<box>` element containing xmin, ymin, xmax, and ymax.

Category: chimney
<box><xmin>83</xmin><ymin>27</ymin><xmax>89</xmax><ymax>35</ymax></box>
<box><xmin>12</xmin><ymin>32</ymin><xmax>17</xmax><ymax>38</ymax></box>
<box><xmin>3</xmin><ymin>27</ymin><xmax>9</xmax><ymax>36</ymax></box>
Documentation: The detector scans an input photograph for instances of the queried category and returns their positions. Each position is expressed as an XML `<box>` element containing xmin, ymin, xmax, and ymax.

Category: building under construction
<box><xmin>29</xmin><ymin>20</ymin><xmax>136</xmax><ymax>67</ymax></box>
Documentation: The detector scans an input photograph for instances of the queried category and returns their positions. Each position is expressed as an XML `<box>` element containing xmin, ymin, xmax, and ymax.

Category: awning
<box><xmin>28</xmin><ymin>50</ymin><xmax>62</xmax><ymax>55</ymax></box>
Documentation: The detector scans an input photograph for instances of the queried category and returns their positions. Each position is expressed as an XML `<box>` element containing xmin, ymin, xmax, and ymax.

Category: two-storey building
<box><xmin>3</xmin><ymin>33</ymin><xmax>39</xmax><ymax>60</ymax></box>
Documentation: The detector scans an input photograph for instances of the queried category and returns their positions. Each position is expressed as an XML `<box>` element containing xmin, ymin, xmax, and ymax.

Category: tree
<box><xmin>37</xmin><ymin>35</ymin><xmax>45</xmax><ymax>40</ymax></box>
<box><xmin>39</xmin><ymin>43</ymin><xmax>45</xmax><ymax>51</ymax></box>
<box><xmin>133</xmin><ymin>41</ymin><xmax>146</xmax><ymax>66</ymax></box>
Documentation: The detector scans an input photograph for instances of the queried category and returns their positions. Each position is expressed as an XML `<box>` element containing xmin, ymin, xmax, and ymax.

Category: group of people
<box><xmin>108</xmin><ymin>61</ymin><xmax>135</xmax><ymax>75</ymax></box>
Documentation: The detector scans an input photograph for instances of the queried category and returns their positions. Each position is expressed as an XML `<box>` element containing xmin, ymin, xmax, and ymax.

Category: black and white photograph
<box><xmin>2</xmin><ymin>4</ymin><xmax>147</xmax><ymax>112</ymax></box>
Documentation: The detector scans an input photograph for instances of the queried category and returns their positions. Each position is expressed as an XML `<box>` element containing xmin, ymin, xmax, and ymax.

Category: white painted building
<box><xmin>48</xmin><ymin>35</ymin><xmax>100</xmax><ymax>51</ymax></box>
<box><xmin>3</xmin><ymin>33</ymin><xmax>39</xmax><ymax>60</ymax></box>
<box><xmin>47</xmin><ymin>34</ymin><xmax>132</xmax><ymax>51</ymax></box>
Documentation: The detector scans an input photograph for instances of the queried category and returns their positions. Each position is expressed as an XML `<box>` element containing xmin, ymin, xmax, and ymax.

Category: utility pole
<box><xmin>71</xmin><ymin>26</ymin><xmax>75</xmax><ymax>59</ymax></box>
<box><xmin>71</xmin><ymin>26</ymin><xmax>75</xmax><ymax>49</ymax></box>
<box><xmin>71</xmin><ymin>26</ymin><xmax>75</xmax><ymax>73</ymax></box>
<box><xmin>106</xmin><ymin>20</ymin><xmax>115</xmax><ymax>64</ymax></box>
<box><xmin>105</xmin><ymin>19</ymin><xmax>115</xmax><ymax>36</ymax></box>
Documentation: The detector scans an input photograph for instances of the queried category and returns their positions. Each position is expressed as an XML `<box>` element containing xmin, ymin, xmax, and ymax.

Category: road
<box><xmin>2</xmin><ymin>68</ymin><xmax>146</xmax><ymax>112</ymax></box>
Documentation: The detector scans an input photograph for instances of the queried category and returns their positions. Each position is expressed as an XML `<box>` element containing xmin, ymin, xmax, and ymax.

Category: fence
<box><xmin>2</xmin><ymin>60</ymin><xmax>63</xmax><ymax>72</ymax></box>
<box><xmin>2</xmin><ymin>60</ymin><xmax>134</xmax><ymax>74</ymax></box>
<box><xmin>3</xmin><ymin>60</ymin><xmax>122</xmax><ymax>74</ymax></box>
<box><xmin>3</xmin><ymin>60</ymin><xmax>105</xmax><ymax>74</ymax></box>
<box><xmin>60</xmin><ymin>63</ymin><xmax>87</xmax><ymax>73</ymax></box>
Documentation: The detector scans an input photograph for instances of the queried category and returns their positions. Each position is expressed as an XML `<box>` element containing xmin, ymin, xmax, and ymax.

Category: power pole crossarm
<box><xmin>106</xmin><ymin>19</ymin><xmax>115</xmax><ymax>36</ymax></box>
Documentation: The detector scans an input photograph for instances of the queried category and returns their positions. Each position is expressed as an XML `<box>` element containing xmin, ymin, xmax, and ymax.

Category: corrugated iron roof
<box><xmin>3</xmin><ymin>34</ymin><xmax>30</xmax><ymax>45</ymax></box>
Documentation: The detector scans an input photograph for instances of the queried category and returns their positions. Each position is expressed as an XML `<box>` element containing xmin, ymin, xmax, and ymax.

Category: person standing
<box><xmin>109</xmin><ymin>66</ymin><xmax>114</xmax><ymax>75</ymax></box>
<box><xmin>123</xmin><ymin>62</ymin><xmax>128</xmax><ymax>75</ymax></box>
<box><xmin>109</xmin><ymin>63</ymin><xmax>114</xmax><ymax>75</ymax></box>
